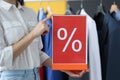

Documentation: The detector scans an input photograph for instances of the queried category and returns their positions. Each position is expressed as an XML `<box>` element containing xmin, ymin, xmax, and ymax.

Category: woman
<box><xmin>0</xmin><ymin>0</ymin><xmax>84</xmax><ymax>80</ymax></box>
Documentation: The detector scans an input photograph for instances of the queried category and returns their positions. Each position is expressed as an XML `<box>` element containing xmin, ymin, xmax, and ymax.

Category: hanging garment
<box><xmin>38</xmin><ymin>8</ymin><xmax>67</xmax><ymax>80</ymax></box>
<box><xmin>113</xmin><ymin>9</ymin><xmax>120</xmax><ymax>21</ymax></box>
<box><xmin>80</xmin><ymin>9</ymin><xmax>102</xmax><ymax>80</ymax></box>
<box><xmin>69</xmin><ymin>72</ymin><xmax>89</xmax><ymax>80</ymax></box>
<box><xmin>39</xmin><ymin>68</ymin><xmax>45</xmax><ymax>80</ymax></box>
<box><xmin>94</xmin><ymin>12</ymin><xmax>108</xmax><ymax>80</ymax></box>
<box><xmin>38</xmin><ymin>8</ymin><xmax>46</xmax><ymax>80</ymax></box>
<box><xmin>69</xmin><ymin>10</ymin><xmax>89</xmax><ymax>80</ymax></box>
<box><xmin>103</xmin><ymin>13</ymin><xmax>120</xmax><ymax>80</ymax></box>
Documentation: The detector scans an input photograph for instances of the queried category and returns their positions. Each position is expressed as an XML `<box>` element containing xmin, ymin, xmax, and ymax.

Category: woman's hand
<box><xmin>32</xmin><ymin>16</ymin><xmax>52</xmax><ymax>38</ymax></box>
<box><xmin>62</xmin><ymin>70</ymin><xmax>89</xmax><ymax>78</ymax></box>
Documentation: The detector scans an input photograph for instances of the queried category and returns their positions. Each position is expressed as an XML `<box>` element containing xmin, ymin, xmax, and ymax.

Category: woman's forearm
<box><xmin>42</xmin><ymin>58</ymin><xmax>52</xmax><ymax>68</ymax></box>
<box><xmin>12</xmin><ymin>16</ymin><xmax>50</xmax><ymax>60</ymax></box>
<box><xmin>12</xmin><ymin>31</ymin><xmax>35</xmax><ymax>60</ymax></box>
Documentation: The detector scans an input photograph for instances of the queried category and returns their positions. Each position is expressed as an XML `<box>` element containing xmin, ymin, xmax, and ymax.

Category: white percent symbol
<box><xmin>57</xmin><ymin>28</ymin><xmax>82</xmax><ymax>52</ymax></box>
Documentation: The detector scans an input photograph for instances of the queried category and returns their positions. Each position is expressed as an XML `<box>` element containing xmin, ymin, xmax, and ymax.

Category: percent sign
<box><xmin>57</xmin><ymin>28</ymin><xmax>82</xmax><ymax>52</ymax></box>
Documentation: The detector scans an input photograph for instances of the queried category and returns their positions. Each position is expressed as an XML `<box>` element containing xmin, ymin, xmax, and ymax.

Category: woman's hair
<box><xmin>18</xmin><ymin>0</ymin><xmax>24</xmax><ymax>6</ymax></box>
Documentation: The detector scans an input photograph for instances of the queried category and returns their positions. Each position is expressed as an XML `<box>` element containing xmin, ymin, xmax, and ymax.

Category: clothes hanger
<box><xmin>80</xmin><ymin>0</ymin><xmax>83</xmax><ymax>10</ymax></box>
<box><xmin>110</xmin><ymin>1</ymin><xmax>119</xmax><ymax>13</ymax></box>
<box><xmin>76</xmin><ymin>0</ymin><xmax>84</xmax><ymax>15</ymax></box>
<box><xmin>39</xmin><ymin>0</ymin><xmax>43</xmax><ymax>8</ymax></box>
<box><xmin>46</xmin><ymin>6</ymin><xmax>53</xmax><ymax>15</ymax></box>
<box><xmin>96</xmin><ymin>0</ymin><xmax>105</xmax><ymax>15</ymax></box>
<box><xmin>37</xmin><ymin>0</ymin><xmax>44</xmax><ymax>21</ymax></box>
<box><xmin>65</xmin><ymin>2</ymin><xmax>74</xmax><ymax>15</ymax></box>
<box><xmin>45</xmin><ymin>1</ymin><xmax>53</xmax><ymax>15</ymax></box>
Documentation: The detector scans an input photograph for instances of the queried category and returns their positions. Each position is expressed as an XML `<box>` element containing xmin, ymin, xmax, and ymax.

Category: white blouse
<box><xmin>80</xmin><ymin>9</ymin><xmax>102</xmax><ymax>80</ymax></box>
<box><xmin>0</xmin><ymin>0</ymin><xmax>49</xmax><ymax>71</ymax></box>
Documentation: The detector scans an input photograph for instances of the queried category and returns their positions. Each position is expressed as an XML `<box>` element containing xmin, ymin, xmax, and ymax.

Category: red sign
<box><xmin>52</xmin><ymin>16</ymin><xmax>87</xmax><ymax>70</ymax></box>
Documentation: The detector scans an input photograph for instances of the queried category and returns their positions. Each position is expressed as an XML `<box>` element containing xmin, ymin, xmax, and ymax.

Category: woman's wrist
<box><xmin>30</xmin><ymin>30</ymin><xmax>41</xmax><ymax>39</ymax></box>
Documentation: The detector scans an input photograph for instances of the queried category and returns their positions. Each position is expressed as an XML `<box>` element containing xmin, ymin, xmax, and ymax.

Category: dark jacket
<box><xmin>104</xmin><ymin>13</ymin><xmax>120</xmax><ymax>80</ymax></box>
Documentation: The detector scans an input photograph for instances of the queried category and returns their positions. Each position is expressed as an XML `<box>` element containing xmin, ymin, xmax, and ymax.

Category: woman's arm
<box><xmin>13</xmin><ymin>17</ymin><xmax>50</xmax><ymax>60</ymax></box>
<box><xmin>42</xmin><ymin>58</ymin><xmax>52</xmax><ymax>68</ymax></box>
<box><xmin>42</xmin><ymin>57</ymin><xmax>88</xmax><ymax>78</ymax></box>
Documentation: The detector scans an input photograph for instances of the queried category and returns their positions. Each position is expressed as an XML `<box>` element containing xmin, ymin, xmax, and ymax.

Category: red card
<box><xmin>52</xmin><ymin>15</ymin><xmax>87</xmax><ymax>70</ymax></box>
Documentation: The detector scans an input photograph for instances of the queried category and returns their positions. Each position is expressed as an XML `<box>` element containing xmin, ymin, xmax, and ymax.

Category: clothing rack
<box><xmin>24</xmin><ymin>0</ymin><xmax>90</xmax><ymax>2</ymax></box>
